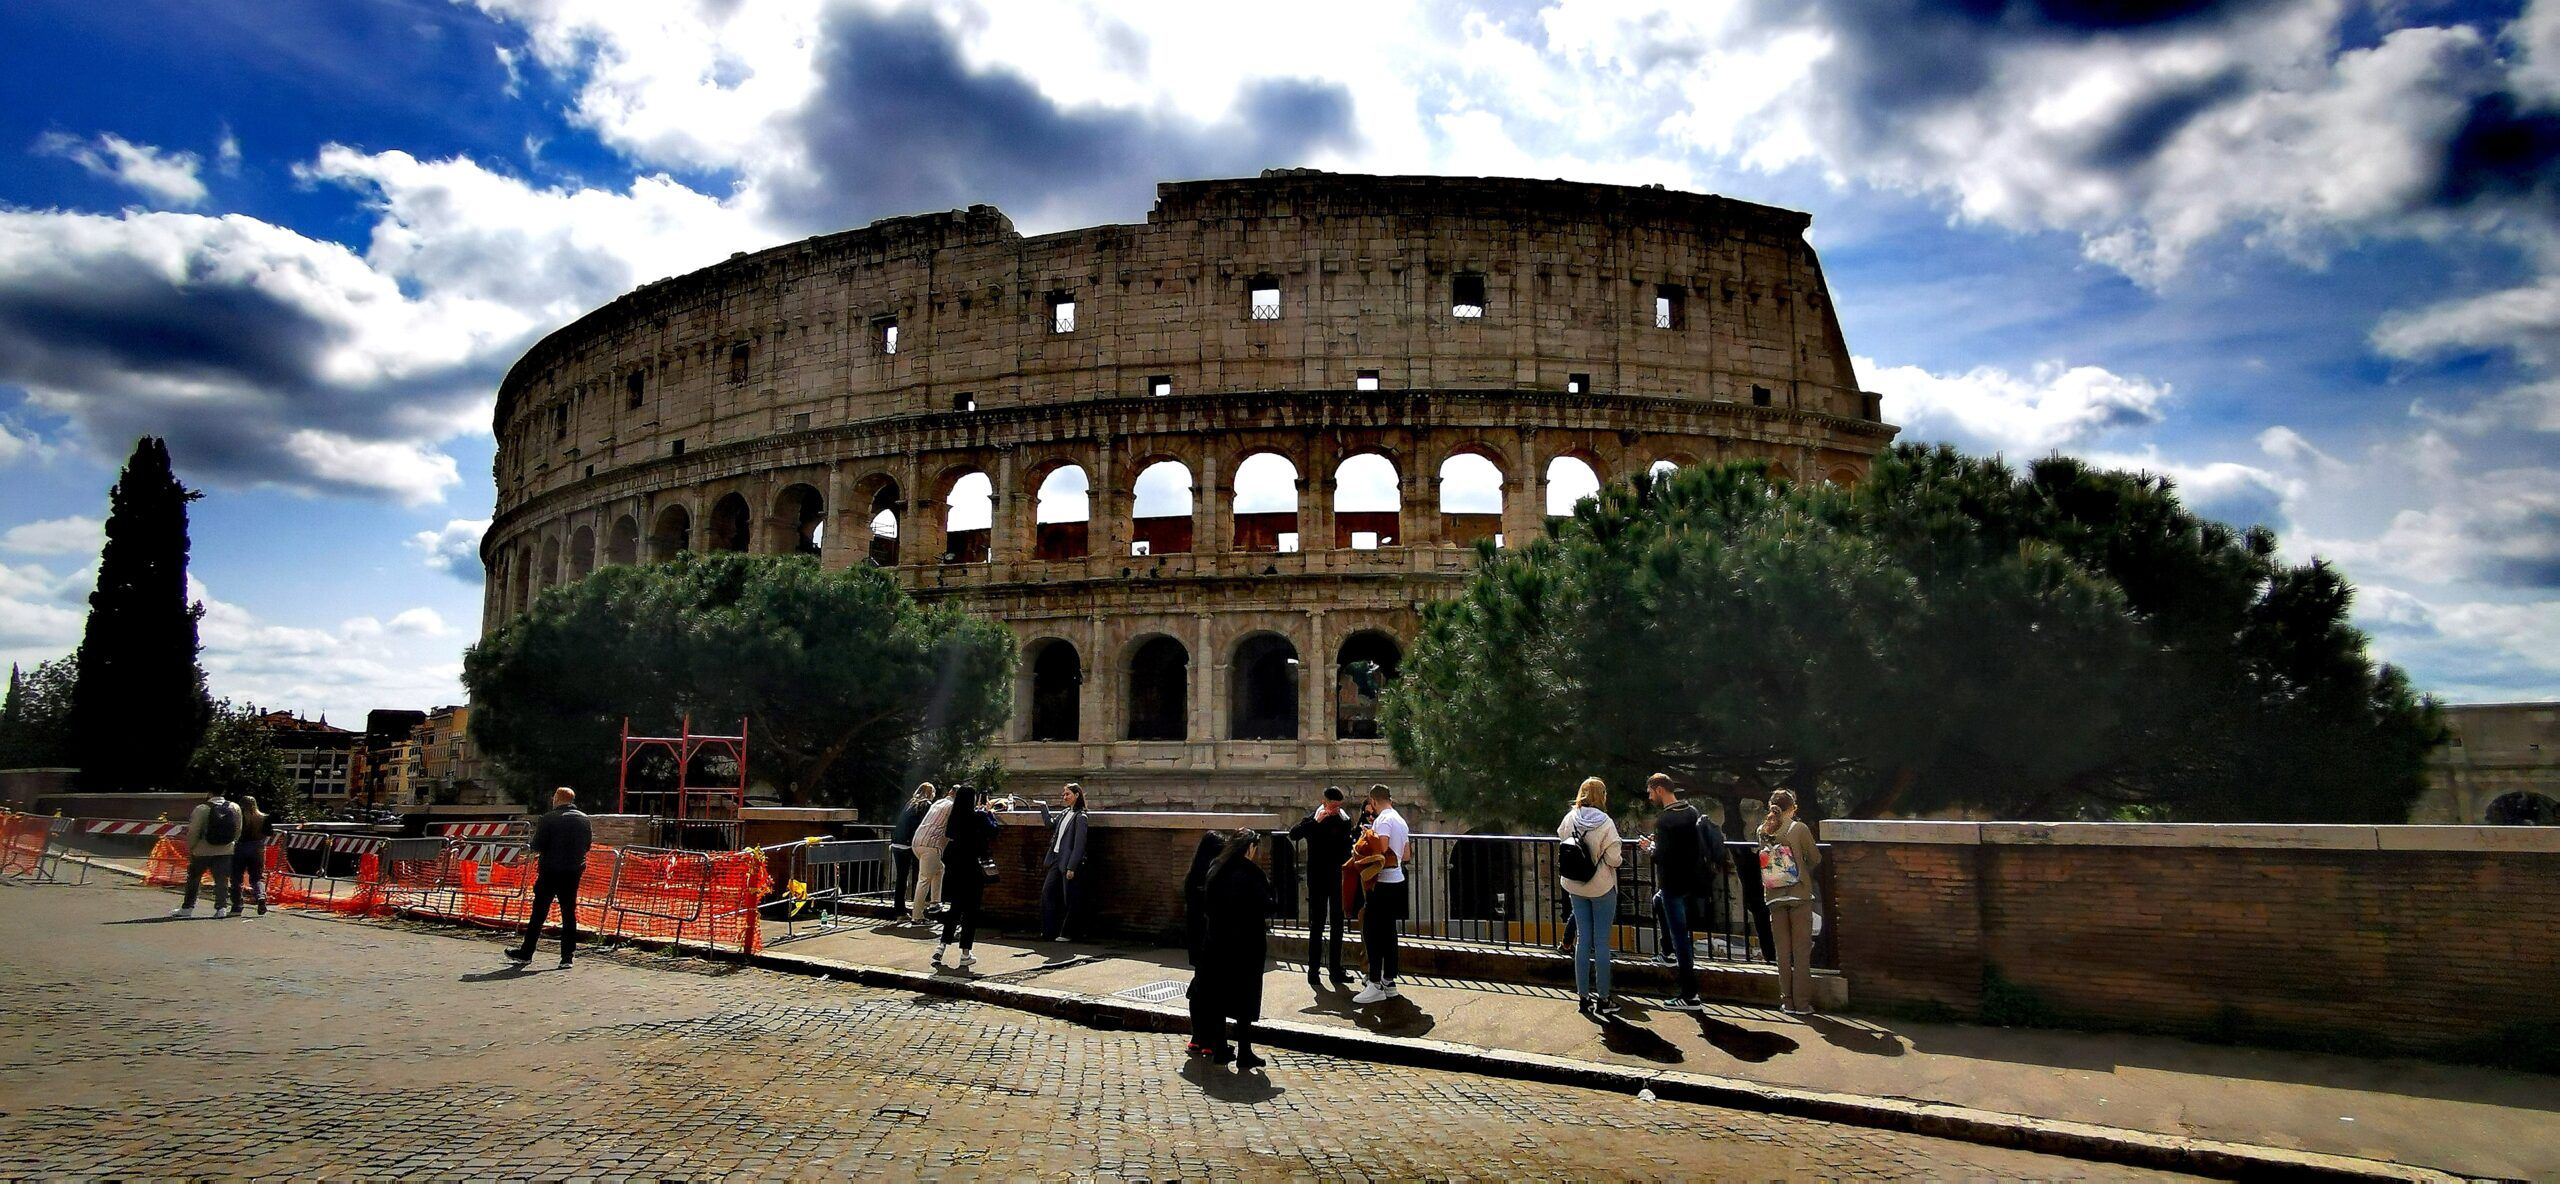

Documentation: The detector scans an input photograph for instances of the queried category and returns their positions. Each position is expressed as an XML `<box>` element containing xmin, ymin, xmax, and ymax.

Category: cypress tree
<box><xmin>67</xmin><ymin>437</ymin><xmax>211</xmax><ymax>790</ymax></box>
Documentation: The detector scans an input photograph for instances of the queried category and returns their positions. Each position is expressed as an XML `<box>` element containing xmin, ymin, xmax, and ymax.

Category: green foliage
<box><xmin>0</xmin><ymin>657</ymin><xmax>78</xmax><ymax>768</ymax></box>
<box><xmin>187</xmin><ymin>700</ymin><xmax>304</xmax><ymax>822</ymax></box>
<box><xmin>68</xmin><ymin>437</ymin><xmax>212</xmax><ymax>790</ymax></box>
<box><xmin>1383</xmin><ymin>445</ymin><xmax>2443</xmax><ymax>826</ymax></box>
<box><xmin>464</xmin><ymin>552</ymin><xmax>1014</xmax><ymax>820</ymax></box>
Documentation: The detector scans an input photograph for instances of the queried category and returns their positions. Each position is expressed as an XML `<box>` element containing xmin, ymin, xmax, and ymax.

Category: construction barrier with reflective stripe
<box><xmin>0</xmin><ymin>811</ymin><xmax>73</xmax><ymax>881</ymax></box>
<box><xmin>428</xmin><ymin>820</ymin><xmax>531</xmax><ymax>840</ymax></box>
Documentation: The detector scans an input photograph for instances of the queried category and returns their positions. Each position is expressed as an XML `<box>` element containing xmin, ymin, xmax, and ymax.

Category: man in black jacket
<box><xmin>1286</xmin><ymin>786</ymin><xmax>1357</xmax><ymax>988</ymax></box>
<box><xmin>507</xmin><ymin>787</ymin><xmax>594</xmax><ymax>969</ymax></box>
<box><xmin>1639</xmin><ymin>773</ymin><xmax>1725</xmax><ymax>1010</ymax></box>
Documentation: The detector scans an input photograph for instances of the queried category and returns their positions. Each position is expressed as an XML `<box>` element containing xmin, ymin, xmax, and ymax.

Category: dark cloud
<box><xmin>2082</xmin><ymin>69</ymin><xmax>2249</xmax><ymax>167</ymax></box>
<box><xmin>774</xmin><ymin>6</ymin><xmax>1358</xmax><ymax>230</ymax></box>
<box><xmin>2434</xmin><ymin>90</ymin><xmax>2560</xmax><ymax>210</ymax></box>
<box><xmin>0</xmin><ymin>260</ymin><xmax>333</xmax><ymax>396</ymax></box>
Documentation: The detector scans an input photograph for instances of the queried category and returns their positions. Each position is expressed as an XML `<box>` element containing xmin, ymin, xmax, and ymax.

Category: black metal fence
<box><xmin>1270</xmin><ymin>831</ymin><xmax>1835</xmax><ymax>970</ymax></box>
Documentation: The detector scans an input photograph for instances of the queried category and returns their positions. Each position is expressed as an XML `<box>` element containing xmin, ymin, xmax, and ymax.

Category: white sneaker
<box><xmin>931</xmin><ymin>944</ymin><xmax>948</xmax><ymax>966</ymax></box>
<box><xmin>957</xmin><ymin>950</ymin><xmax>977</xmax><ymax>966</ymax></box>
<box><xmin>1352</xmin><ymin>982</ymin><xmax>1389</xmax><ymax>1005</ymax></box>
<box><xmin>168</xmin><ymin>906</ymin><xmax>195</xmax><ymax>919</ymax></box>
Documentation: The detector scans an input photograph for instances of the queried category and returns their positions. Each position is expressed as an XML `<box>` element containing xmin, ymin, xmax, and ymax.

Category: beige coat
<box><xmin>185</xmin><ymin>797</ymin><xmax>239</xmax><ymax>859</ymax></box>
<box><xmin>1555</xmin><ymin>806</ymin><xmax>1624</xmax><ymax>899</ymax></box>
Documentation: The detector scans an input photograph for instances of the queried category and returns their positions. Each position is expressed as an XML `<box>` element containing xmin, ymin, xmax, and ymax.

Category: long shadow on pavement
<box><xmin>1597</xmin><ymin>1015</ymin><xmax>1685</xmax><ymax>1064</ymax></box>
<box><xmin>1178</xmin><ymin>1058</ymin><xmax>1286</xmax><ymax>1104</ymax></box>
<box><xmin>1298</xmin><ymin>983</ymin><xmax>1436</xmax><ymax>1039</ymax></box>
<box><xmin>1691</xmin><ymin>1014</ymin><xmax>1800</xmax><ymax>1063</ymax></box>
<box><xmin>102</xmin><ymin>915</ymin><xmax>196</xmax><ymax>925</ymax></box>
<box><xmin>1804</xmin><ymin>1014</ymin><xmax>1906</xmax><ymax>1057</ymax></box>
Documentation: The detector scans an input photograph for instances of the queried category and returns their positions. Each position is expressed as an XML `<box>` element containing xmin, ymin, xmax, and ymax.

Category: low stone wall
<box><xmin>30</xmin><ymin>791</ymin><xmax>200</xmax><ymax>821</ymax></box>
<box><xmin>973</xmin><ymin>810</ymin><xmax>1274</xmax><ymax>943</ymax></box>
<box><xmin>1828</xmin><ymin>821</ymin><xmax>2560</xmax><ymax>1052</ymax></box>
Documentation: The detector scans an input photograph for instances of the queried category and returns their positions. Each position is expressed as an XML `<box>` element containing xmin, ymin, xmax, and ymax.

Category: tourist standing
<box><xmin>933</xmin><ymin>784</ymin><xmax>1000</xmax><ymax>968</ymax></box>
<box><xmin>1287</xmin><ymin>786</ymin><xmax>1357</xmax><ymax>988</ymax></box>
<box><xmin>1759</xmin><ymin>789</ymin><xmax>1822</xmax><ymax>1015</ymax></box>
<box><xmin>1038</xmin><ymin>783</ymin><xmax>1090</xmax><ymax>942</ymax></box>
<box><xmin>226</xmin><ymin>793</ymin><xmax>271</xmax><ymax>917</ymax></box>
<box><xmin>170</xmin><ymin>788</ymin><xmax>241</xmax><ymax>919</ymax></box>
<box><xmin>1186</xmin><ymin>829</ymin><xmax>1273</xmax><ymax>1069</ymax></box>
<box><xmin>1557</xmin><ymin>777</ymin><xmax>1625</xmax><ymax>1018</ymax></box>
<box><xmin>507</xmin><ymin>787</ymin><xmax>593</xmax><ymax>969</ymax></box>
<box><xmin>1182</xmin><ymin>830</ymin><xmax>1227</xmax><ymax>1058</ymax></box>
<box><xmin>889</xmin><ymin>784</ymin><xmax>932</xmax><ymax>920</ymax></box>
<box><xmin>1637</xmin><ymin>773</ymin><xmax>1710</xmax><ymax>1010</ymax></box>
<box><xmin>909</xmin><ymin>783</ymin><xmax>950</xmax><ymax>925</ymax></box>
<box><xmin>1351</xmin><ymin>784</ymin><xmax>1410</xmax><ymax>1006</ymax></box>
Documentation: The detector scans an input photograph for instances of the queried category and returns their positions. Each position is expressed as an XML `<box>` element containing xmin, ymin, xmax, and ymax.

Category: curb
<box><xmin>76</xmin><ymin>858</ymin><xmax>2456</xmax><ymax>1182</ymax></box>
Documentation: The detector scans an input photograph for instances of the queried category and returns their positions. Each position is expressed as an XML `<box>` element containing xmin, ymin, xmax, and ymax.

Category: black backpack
<box><xmin>203</xmin><ymin>800</ymin><xmax>241</xmax><ymax>846</ymax></box>
<box><xmin>1558</xmin><ymin>823</ymin><xmax>1598</xmax><ymax>881</ymax></box>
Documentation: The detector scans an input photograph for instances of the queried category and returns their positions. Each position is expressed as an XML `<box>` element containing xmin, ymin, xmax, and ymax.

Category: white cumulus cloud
<box><xmin>410</xmin><ymin>518</ymin><xmax>491</xmax><ymax>580</ymax></box>
<box><xmin>36</xmin><ymin>131</ymin><xmax>210</xmax><ymax>206</ymax></box>
<box><xmin>1857</xmin><ymin>356</ymin><xmax>2171</xmax><ymax>457</ymax></box>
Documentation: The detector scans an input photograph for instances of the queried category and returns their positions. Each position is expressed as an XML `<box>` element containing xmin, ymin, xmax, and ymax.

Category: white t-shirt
<box><xmin>1372</xmin><ymin>806</ymin><xmax>1410</xmax><ymax>884</ymax></box>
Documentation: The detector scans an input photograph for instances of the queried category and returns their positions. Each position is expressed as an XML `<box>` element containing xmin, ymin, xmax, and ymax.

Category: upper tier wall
<box><xmin>493</xmin><ymin>172</ymin><xmax>1877</xmax><ymax>509</ymax></box>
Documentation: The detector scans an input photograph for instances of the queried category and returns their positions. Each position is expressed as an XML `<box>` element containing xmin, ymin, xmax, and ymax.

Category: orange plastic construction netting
<box><xmin>0</xmin><ymin>811</ymin><xmax>55</xmax><ymax>876</ymax></box>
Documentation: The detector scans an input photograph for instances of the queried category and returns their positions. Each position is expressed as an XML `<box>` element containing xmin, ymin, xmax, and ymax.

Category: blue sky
<box><xmin>1</xmin><ymin>0</ymin><xmax>2555</xmax><ymax>720</ymax></box>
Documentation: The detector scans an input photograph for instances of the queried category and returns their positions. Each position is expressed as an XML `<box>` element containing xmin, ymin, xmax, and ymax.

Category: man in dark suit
<box><xmin>1038</xmin><ymin>783</ymin><xmax>1090</xmax><ymax>942</ymax></box>
<box><xmin>507</xmin><ymin>786</ymin><xmax>593</xmax><ymax>970</ymax></box>
<box><xmin>1287</xmin><ymin>786</ymin><xmax>1358</xmax><ymax>988</ymax></box>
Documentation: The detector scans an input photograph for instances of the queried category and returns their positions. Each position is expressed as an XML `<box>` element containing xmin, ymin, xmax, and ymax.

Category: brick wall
<box><xmin>1829</xmin><ymin>822</ymin><xmax>2560</xmax><ymax>1052</ymax></box>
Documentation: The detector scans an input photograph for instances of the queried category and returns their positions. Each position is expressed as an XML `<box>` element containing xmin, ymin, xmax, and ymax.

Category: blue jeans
<box><xmin>1568</xmin><ymin>890</ymin><xmax>1615</xmax><ymax>1000</ymax></box>
<box><xmin>1655</xmin><ymin>891</ymin><xmax>1696</xmax><ymax>999</ymax></box>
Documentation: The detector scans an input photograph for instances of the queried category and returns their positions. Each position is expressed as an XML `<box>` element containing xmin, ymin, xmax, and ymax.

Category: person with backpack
<box><xmin>171</xmin><ymin>789</ymin><xmax>242</xmax><ymax>918</ymax></box>
<box><xmin>1636</xmin><ymin>773</ymin><xmax>1722</xmax><ymax>1010</ymax></box>
<box><xmin>225</xmin><ymin>793</ymin><xmax>272</xmax><ymax>917</ymax></box>
<box><xmin>1555</xmin><ymin>776</ymin><xmax>1625</xmax><ymax>1018</ymax></box>
<box><xmin>1759</xmin><ymin>788</ymin><xmax>1822</xmax><ymax>1016</ymax></box>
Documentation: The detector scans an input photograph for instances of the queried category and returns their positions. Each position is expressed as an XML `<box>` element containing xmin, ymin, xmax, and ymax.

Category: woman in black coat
<box><xmin>933</xmin><ymin>783</ymin><xmax>1001</xmax><ymax>969</ymax></box>
<box><xmin>1186</xmin><ymin>828</ymin><xmax>1273</xmax><ymax>1069</ymax></box>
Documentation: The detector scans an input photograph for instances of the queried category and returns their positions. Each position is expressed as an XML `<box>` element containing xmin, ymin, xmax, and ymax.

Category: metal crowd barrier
<box><xmin>751</xmin><ymin>838</ymin><xmax>889</xmax><ymax>945</ymax></box>
<box><xmin>271</xmin><ymin>828</ymin><xmax>387</xmax><ymax>906</ymax></box>
<box><xmin>0</xmin><ymin>812</ymin><xmax>79</xmax><ymax>883</ymax></box>
<box><xmin>599</xmin><ymin>844</ymin><xmax>719</xmax><ymax>937</ymax></box>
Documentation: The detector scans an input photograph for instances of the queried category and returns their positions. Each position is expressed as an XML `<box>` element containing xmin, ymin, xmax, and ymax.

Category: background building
<box><xmin>482</xmin><ymin>172</ymin><xmax>1894</xmax><ymax>819</ymax></box>
<box><xmin>2415</xmin><ymin>702</ymin><xmax>2559</xmax><ymax>824</ymax></box>
<box><xmin>414</xmin><ymin>704</ymin><xmax>499</xmax><ymax>805</ymax></box>
<box><xmin>254</xmin><ymin>710</ymin><xmax>356</xmax><ymax>804</ymax></box>
<box><xmin>357</xmin><ymin>709</ymin><xmax>426</xmax><ymax>811</ymax></box>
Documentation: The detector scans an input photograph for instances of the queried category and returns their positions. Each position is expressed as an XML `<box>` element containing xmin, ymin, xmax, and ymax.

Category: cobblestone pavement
<box><xmin>0</xmin><ymin>880</ymin><xmax>2179</xmax><ymax>1180</ymax></box>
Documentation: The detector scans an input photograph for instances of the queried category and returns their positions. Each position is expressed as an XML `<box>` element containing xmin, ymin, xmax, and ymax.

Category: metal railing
<box><xmin>1271</xmin><ymin>832</ymin><xmax>1835</xmax><ymax>969</ymax></box>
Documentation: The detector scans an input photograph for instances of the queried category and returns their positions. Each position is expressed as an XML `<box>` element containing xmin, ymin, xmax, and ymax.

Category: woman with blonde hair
<box><xmin>1758</xmin><ymin>789</ymin><xmax>1822</xmax><ymax>1016</ymax></box>
<box><xmin>1556</xmin><ymin>776</ymin><xmax>1625</xmax><ymax>1018</ymax></box>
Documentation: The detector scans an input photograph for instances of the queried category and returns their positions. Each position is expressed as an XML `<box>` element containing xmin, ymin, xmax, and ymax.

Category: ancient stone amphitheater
<box><xmin>483</xmin><ymin>171</ymin><xmax>1894</xmax><ymax>820</ymax></box>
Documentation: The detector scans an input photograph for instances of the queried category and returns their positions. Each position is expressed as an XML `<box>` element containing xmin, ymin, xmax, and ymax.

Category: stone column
<box><xmin>990</xmin><ymin>447</ymin><xmax>1019</xmax><ymax>565</ymax></box>
<box><xmin>819</xmin><ymin>464</ymin><xmax>845</xmax><ymax>568</ymax></box>
<box><xmin>1194</xmin><ymin>612</ymin><xmax>1217</xmax><ymax>749</ymax></box>
<box><xmin>1196</xmin><ymin>452</ymin><xmax>1226</xmax><ymax>556</ymax></box>
<box><xmin>1303</xmin><ymin>608</ymin><xmax>1331</xmax><ymax>751</ymax></box>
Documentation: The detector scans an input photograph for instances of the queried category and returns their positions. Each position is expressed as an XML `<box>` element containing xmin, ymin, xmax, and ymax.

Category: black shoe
<box><xmin>1306</xmin><ymin>972</ymin><xmax>1323</xmax><ymax>990</ymax></box>
<box><xmin>1594</xmin><ymin>996</ymin><xmax>1625</xmax><ymax>1019</ymax></box>
<box><xmin>503</xmin><ymin>947</ymin><xmax>533</xmax><ymax>963</ymax></box>
<box><xmin>557</xmin><ymin>959</ymin><xmax>573</xmax><ymax>971</ymax></box>
<box><xmin>1235</xmin><ymin>1048</ymin><xmax>1266</xmax><ymax>1071</ymax></box>
<box><xmin>1211</xmin><ymin>1045</ymin><xmax>1236</xmax><ymax>1065</ymax></box>
<box><xmin>1330</xmin><ymin>970</ymin><xmax>1354</xmax><ymax>986</ymax></box>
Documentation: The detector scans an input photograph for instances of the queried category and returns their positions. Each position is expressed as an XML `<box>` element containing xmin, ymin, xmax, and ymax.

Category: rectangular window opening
<box><xmin>1355</xmin><ymin>370</ymin><xmax>1380</xmax><ymax>391</ymax></box>
<box><xmin>1655</xmin><ymin>284</ymin><xmax>1685</xmax><ymax>330</ymax></box>
<box><xmin>1048</xmin><ymin>292</ymin><xmax>1077</xmax><ymax>334</ymax></box>
<box><xmin>1131</xmin><ymin>539</ymin><xmax>1152</xmax><ymax>557</ymax></box>
<box><xmin>670</xmin><ymin>438</ymin><xmax>686</xmax><ymax>457</ymax></box>
<box><xmin>1567</xmin><ymin>372</ymin><xmax>1591</xmax><ymax>395</ymax></box>
<box><xmin>1451</xmin><ymin>273</ymin><xmax>1487</xmax><ymax>319</ymax></box>
<box><xmin>1351</xmin><ymin>530</ymin><xmax>1380</xmax><ymax>551</ymax></box>
<box><xmin>551</xmin><ymin>404</ymin><xmax>568</xmax><ymax>440</ymax></box>
<box><xmin>876</xmin><ymin>317</ymin><xmax>899</xmax><ymax>355</ymax></box>
<box><xmin>953</xmin><ymin>393</ymin><xmax>977</xmax><ymax>412</ymax></box>
<box><xmin>1249</xmin><ymin>281</ymin><xmax>1281</xmax><ymax>321</ymax></box>
<box><xmin>1752</xmin><ymin>384</ymin><xmax>1773</xmax><ymax>407</ymax></box>
<box><xmin>1277</xmin><ymin>532</ymin><xmax>1300</xmax><ymax>553</ymax></box>
<box><xmin>1148</xmin><ymin>375</ymin><xmax>1173</xmax><ymax>398</ymax></box>
<box><xmin>729</xmin><ymin>343</ymin><xmax>751</xmax><ymax>383</ymax></box>
<box><xmin>626</xmin><ymin>371</ymin><xmax>645</xmax><ymax>409</ymax></box>
<box><xmin>791</xmin><ymin>412</ymin><xmax>812</xmax><ymax>431</ymax></box>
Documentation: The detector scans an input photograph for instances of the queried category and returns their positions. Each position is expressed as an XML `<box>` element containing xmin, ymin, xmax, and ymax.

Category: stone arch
<box><xmin>1031</xmin><ymin>459</ymin><xmax>1092</xmax><ymax>561</ymax></box>
<box><xmin>1231</xmin><ymin>450</ymin><xmax>1302</xmax><ymax>553</ymax></box>
<box><xmin>1826</xmin><ymin>465</ymin><xmax>1860</xmax><ymax>487</ymax></box>
<box><xmin>2486</xmin><ymin>791</ymin><xmax>2559</xmax><ymax>825</ymax></box>
<box><xmin>1333</xmin><ymin>451</ymin><xmax>1402</xmax><ymax>550</ymax></box>
<box><xmin>568</xmin><ymin>524</ymin><xmax>596</xmax><ymax>581</ymax></box>
<box><xmin>1129</xmin><ymin>458</ymin><xmax>1195</xmax><ymax>557</ymax></box>
<box><xmin>513</xmin><ymin>544</ymin><xmax>534</xmax><ymax>614</ymax></box>
<box><xmin>1229</xmin><ymin>631</ymin><xmax>1301</xmax><ymax>741</ymax></box>
<box><xmin>538</xmin><ymin>534</ymin><xmax>562</xmax><ymax>588</ymax></box>
<box><xmin>1437</xmin><ymin>448</ymin><xmax>1506</xmax><ymax>549</ymax></box>
<box><xmin>1545</xmin><ymin>453</ymin><xmax>1605</xmax><ymax>518</ymax></box>
<box><xmin>938</xmin><ymin>468</ymin><xmax>993</xmax><ymax>564</ymax></box>
<box><xmin>1023</xmin><ymin>636</ymin><xmax>1082</xmax><ymax>742</ymax></box>
<box><xmin>707</xmin><ymin>492</ymin><xmax>753</xmax><ymax>552</ymax></box>
<box><xmin>1335</xmin><ymin>629</ymin><xmax>1403</xmax><ymax>740</ymax></box>
<box><xmin>1124</xmin><ymin>633</ymin><xmax>1190</xmax><ymax>741</ymax></box>
<box><xmin>769</xmin><ymin>482</ymin><xmax>825</xmax><ymax>556</ymax></box>
<box><xmin>649</xmin><ymin>503</ymin><xmax>692</xmax><ymax>562</ymax></box>
<box><xmin>848</xmin><ymin>473</ymin><xmax>901</xmax><ymax>567</ymax></box>
<box><xmin>607</xmin><ymin>515</ymin><xmax>640</xmax><ymax>566</ymax></box>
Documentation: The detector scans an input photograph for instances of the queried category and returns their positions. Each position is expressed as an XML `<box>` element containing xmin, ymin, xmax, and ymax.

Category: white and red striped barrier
<box><xmin>84</xmin><ymin>819</ymin><xmax>189</xmax><ymax>839</ymax></box>
<box><xmin>430</xmin><ymin>821</ymin><xmax>530</xmax><ymax>839</ymax></box>
<box><xmin>450</xmin><ymin>841</ymin><xmax>529</xmax><ymax>866</ymax></box>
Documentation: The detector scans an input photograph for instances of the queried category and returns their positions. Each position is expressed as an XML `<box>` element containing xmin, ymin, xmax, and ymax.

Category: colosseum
<box><xmin>482</xmin><ymin>170</ymin><xmax>1896</xmax><ymax>822</ymax></box>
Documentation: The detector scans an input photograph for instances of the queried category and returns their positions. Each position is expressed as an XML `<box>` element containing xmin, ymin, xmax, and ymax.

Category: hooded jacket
<box><xmin>1556</xmin><ymin>805</ymin><xmax>1624</xmax><ymax>899</ymax></box>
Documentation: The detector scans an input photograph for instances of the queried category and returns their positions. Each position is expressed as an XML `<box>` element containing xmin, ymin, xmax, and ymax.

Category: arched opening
<box><xmin>1229</xmin><ymin>632</ymin><xmax>1300</xmax><ymax>741</ymax></box>
<box><xmin>1334</xmin><ymin>453</ymin><xmax>1401</xmax><ymax>549</ymax></box>
<box><xmin>2487</xmin><ymin>791</ymin><xmax>2559</xmax><ymax>825</ymax></box>
<box><xmin>1126</xmin><ymin>635</ymin><xmax>1189</xmax><ymax>741</ymax></box>
<box><xmin>1439</xmin><ymin>451</ymin><xmax>1505</xmax><ymax>548</ymax></box>
<box><xmin>1546</xmin><ymin>455</ymin><xmax>1603</xmax><ymax>520</ymax></box>
<box><xmin>1232</xmin><ymin>451</ymin><xmax>1301</xmax><ymax>553</ymax></box>
<box><xmin>1335</xmin><ymin>631</ymin><xmax>1403</xmax><ymax>740</ymax></box>
<box><xmin>1827</xmin><ymin>466</ymin><xmax>1860</xmax><ymax>487</ymax></box>
<box><xmin>1034</xmin><ymin>465</ymin><xmax>1091</xmax><ymax>561</ymax></box>
<box><xmin>1130</xmin><ymin>460</ymin><xmax>1194</xmax><ymax>556</ymax></box>
<box><xmin>1026</xmin><ymin>639</ymin><xmax>1081</xmax><ymax>742</ymax></box>
<box><xmin>539</xmin><ymin>535</ymin><xmax>562</xmax><ymax>588</ymax></box>
<box><xmin>861</xmin><ymin>479</ymin><xmax>901</xmax><ymax>567</ymax></box>
<box><xmin>770</xmin><ymin>483</ymin><xmax>825</xmax><ymax>556</ymax></box>
<box><xmin>567</xmin><ymin>525</ymin><xmax>596</xmax><ymax>580</ymax></box>
<box><xmin>942</xmin><ymin>471</ymin><xmax>992</xmax><ymax>563</ymax></box>
<box><xmin>708</xmin><ymin>493</ymin><xmax>752</xmax><ymax>552</ymax></box>
<box><xmin>607</xmin><ymin>515</ymin><xmax>639</xmax><ymax>566</ymax></box>
<box><xmin>649</xmin><ymin>504</ymin><xmax>691</xmax><ymax>562</ymax></box>
<box><xmin>511</xmin><ymin>547</ymin><xmax>532</xmax><ymax>614</ymax></box>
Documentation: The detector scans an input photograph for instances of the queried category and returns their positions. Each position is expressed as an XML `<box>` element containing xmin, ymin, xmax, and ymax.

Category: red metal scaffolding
<box><xmin>617</xmin><ymin>715</ymin><xmax>749</xmax><ymax>819</ymax></box>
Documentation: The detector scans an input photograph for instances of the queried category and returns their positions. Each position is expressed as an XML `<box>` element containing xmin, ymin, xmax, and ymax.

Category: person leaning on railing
<box><xmin>908</xmin><ymin>783</ymin><xmax>950</xmax><ymax>926</ymax></box>
<box><xmin>889</xmin><ymin>784</ymin><xmax>932</xmax><ymax>919</ymax></box>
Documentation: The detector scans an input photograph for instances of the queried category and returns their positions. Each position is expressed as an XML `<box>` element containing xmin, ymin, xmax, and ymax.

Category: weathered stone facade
<box><xmin>483</xmin><ymin>171</ymin><xmax>1895</xmax><ymax>819</ymax></box>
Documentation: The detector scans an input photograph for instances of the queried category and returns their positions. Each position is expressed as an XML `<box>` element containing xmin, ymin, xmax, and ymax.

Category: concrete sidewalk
<box><xmin>760</xmin><ymin>914</ymin><xmax>2555</xmax><ymax>1181</ymax></box>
